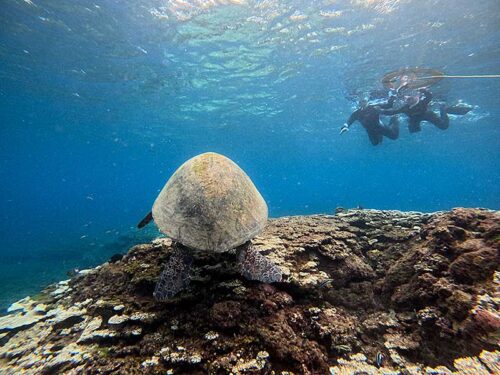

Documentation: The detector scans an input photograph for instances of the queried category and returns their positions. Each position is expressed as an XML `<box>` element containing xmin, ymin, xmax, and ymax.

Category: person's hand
<box><xmin>396</xmin><ymin>82</ymin><xmax>410</xmax><ymax>95</ymax></box>
<box><xmin>340</xmin><ymin>124</ymin><xmax>349</xmax><ymax>135</ymax></box>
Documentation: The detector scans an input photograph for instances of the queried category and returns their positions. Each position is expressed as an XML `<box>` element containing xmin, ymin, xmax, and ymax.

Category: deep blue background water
<box><xmin>1</xmin><ymin>0</ymin><xmax>499</xmax><ymax>310</ymax></box>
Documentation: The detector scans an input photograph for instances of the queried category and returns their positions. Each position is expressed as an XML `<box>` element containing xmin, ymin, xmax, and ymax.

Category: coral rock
<box><xmin>0</xmin><ymin>208</ymin><xmax>498</xmax><ymax>374</ymax></box>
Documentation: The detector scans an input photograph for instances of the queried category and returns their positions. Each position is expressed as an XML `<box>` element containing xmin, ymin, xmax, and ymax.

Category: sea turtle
<box><xmin>137</xmin><ymin>152</ymin><xmax>282</xmax><ymax>301</ymax></box>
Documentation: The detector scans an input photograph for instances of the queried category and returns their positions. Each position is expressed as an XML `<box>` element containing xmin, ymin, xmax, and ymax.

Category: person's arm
<box><xmin>396</xmin><ymin>82</ymin><xmax>409</xmax><ymax>95</ymax></box>
<box><xmin>378</xmin><ymin>104</ymin><xmax>405</xmax><ymax>116</ymax></box>
<box><xmin>340</xmin><ymin>110</ymin><xmax>358</xmax><ymax>134</ymax></box>
<box><xmin>420</xmin><ymin>88</ymin><xmax>432</xmax><ymax>105</ymax></box>
<box><xmin>377</xmin><ymin>95</ymin><xmax>396</xmax><ymax>110</ymax></box>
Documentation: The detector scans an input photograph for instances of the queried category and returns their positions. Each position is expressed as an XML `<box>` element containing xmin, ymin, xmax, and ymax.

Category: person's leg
<box><xmin>367</xmin><ymin>129</ymin><xmax>382</xmax><ymax>145</ymax></box>
<box><xmin>380</xmin><ymin>116</ymin><xmax>399</xmax><ymax>140</ymax></box>
<box><xmin>408</xmin><ymin>116</ymin><xmax>422</xmax><ymax>133</ymax></box>
<box><xmin>445</xmin><ymin>104</ymin><xmax>473</xmax><ymax>115</ymax></box>
<box><xmin>424</xmin><ymin>109</ymin><xmax>449</xmax><ymax>130</ymax></box>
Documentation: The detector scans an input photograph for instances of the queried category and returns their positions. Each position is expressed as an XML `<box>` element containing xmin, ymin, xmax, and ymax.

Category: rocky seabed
<box><xmin>1</xmin><ymin>208</ymin><xmax>499</xmax><ymax>374</ymax></box>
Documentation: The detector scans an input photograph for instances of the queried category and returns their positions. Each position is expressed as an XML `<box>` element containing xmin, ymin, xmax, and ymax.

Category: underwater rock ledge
<box><xmin>0</xmin><ymin>208</ymin><xmax>499</xmax><ymax>374</ymax></box>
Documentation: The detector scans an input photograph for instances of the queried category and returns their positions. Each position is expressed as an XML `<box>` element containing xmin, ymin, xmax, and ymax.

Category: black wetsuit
<box><xmin>380</xmin><ymin>89</ymin><xmax>449</xmax><ymax>133</ymax></box>
<box><xmin>345</xmin><ymin>97</ymin><xmax>399</xmax><ymax>146</ymax></box>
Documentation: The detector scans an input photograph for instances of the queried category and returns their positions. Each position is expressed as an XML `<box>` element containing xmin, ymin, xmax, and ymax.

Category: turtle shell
<box><xmin>152</xmin><ymin>152</ymin><xmax>268</xmax><ymax>252</ymax></box>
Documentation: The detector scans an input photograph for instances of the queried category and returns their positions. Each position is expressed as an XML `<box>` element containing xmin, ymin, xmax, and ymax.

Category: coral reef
<box><xmin>0</xmin><ymin>208</ymin><xmax>498</xmax><ymax>374</ymax></box>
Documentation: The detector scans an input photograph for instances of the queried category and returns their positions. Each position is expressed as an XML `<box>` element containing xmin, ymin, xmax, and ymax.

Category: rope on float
<box><xmin>418</xmin><ymin>74</ymin><xmax>500</xmax><ymax>79</ymax></box>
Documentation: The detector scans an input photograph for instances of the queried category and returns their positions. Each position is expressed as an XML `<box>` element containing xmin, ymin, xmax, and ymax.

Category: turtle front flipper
<box><xmin>137</xmin><ymin>211</ymin><xmax>153</xmax><ymax>229</ymax></box>
<box><xmin>154</xmin><ymin>245</ymin><xmax>193</xmax><ymax>301</ymax></box>
<box><xmin>237</xmin><ymin>242</ymin><xmax>282</xmax><ymax>283</ymax></box>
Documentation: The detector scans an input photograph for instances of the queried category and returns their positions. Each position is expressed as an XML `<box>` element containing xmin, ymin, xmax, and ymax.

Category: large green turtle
<box><xmin>138</xmin><ymin>152</ymin><xmax>282</xmax><ymax>301</ymax></box>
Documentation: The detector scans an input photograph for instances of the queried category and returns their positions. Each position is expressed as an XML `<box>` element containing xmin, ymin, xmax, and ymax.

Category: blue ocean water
<box><xmin>0</xmin><ymin>0</ymin><xmax>499</xmax><ymax>311</ymax></box>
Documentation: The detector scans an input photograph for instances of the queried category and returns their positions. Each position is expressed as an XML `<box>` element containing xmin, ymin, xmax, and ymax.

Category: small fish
<box><xmin>318</xmin><ymin>279</ymin><xmax>334</xmax><ymax>288</ymax></box>
<box><xmin>66</xmin><ymin>268</ymin><xmax>80</xmax><ymax>277</ymax></box>
<box><xmin>137</xmin><ymin>46</ymin><xmax>148</xmax><ymax>54</ymax></box>
<box><xmin>376</xmin><ymin>352</ymin><xmax>384</xmax><ymax>367</ymax></box>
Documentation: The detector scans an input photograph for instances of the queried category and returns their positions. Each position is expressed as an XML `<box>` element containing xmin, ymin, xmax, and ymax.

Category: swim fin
<box><xmin>137</xmin><ymin>211</ymin><xmax>153</xmax><ymax>229</ymax></box>
<box><xmin>445</xmin><ymin>105</ymin><xmax>473</xmax><ymax>115</ymax></box>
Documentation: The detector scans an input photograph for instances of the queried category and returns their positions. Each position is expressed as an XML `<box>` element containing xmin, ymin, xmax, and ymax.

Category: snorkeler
<box><xmin>340</xmin><ymin>96</ymin><xmax>399</xmax><ymax>146</ymax></box>
<box><xmin>379</xmin><ymin>87</ymin><xmax>473</xmax><ymax>133</ymax></box>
